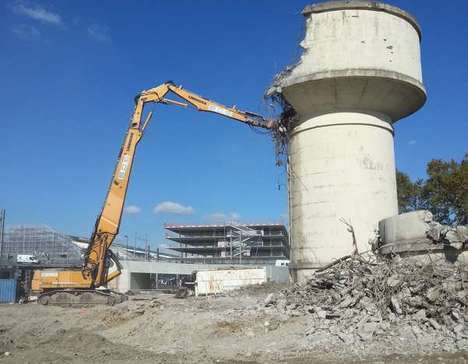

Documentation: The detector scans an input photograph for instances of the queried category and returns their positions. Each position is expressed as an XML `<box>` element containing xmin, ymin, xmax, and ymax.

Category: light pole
<box><xmin>124</xmin><ymin>235</ymin><xmax>129</xmax><ymax>258</ymax></box>
<box><xmin>0</xmin><ymin>209</ymin><xmax>5</xmax><ymax>257</ymax></box>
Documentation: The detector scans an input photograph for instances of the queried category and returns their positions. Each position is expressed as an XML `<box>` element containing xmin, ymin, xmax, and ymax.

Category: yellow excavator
<box><xmin>31</xmin><ymin>81</ymin><xmax>274</xmax><ymax>305</ymax></box>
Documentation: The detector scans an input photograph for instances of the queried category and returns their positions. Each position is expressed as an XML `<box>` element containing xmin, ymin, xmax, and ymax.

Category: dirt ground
<box><xmin>0</xmin><ymin>286</ymin><xmax>467</xmax><ymax>364</ymax></box>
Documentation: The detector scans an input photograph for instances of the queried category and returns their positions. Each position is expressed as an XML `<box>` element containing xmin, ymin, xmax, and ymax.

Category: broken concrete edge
<box><xmin>378</xmin><ymin>210</ymin><xmax>468</xmax><ymax>259</ymax></box>
<box><xmin>302</xmin><ymin>0</ymin><xmax>422</xmax><ymax>40</ymax></box>
<box><xmin>378</xmin><ymin>239</ymin><xmax>468</xmax><ymax>255</ymax></box>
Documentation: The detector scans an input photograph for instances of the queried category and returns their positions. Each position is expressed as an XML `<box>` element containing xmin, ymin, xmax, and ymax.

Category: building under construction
<box><xmin>0</xmin><ymin>225</ymin><xmax>82</xmax><ymax>267</ymax></box>
<box><xmin>165</xmin><ymin>223</ymin><xmax>289</xmax><ymax>265</ymax></box>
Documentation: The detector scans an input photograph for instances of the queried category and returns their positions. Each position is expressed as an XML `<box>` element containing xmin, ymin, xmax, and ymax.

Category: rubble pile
<box><xmin>426</xmin><ymin>220</ymin><xmax>468</xmax><ymax>249</ymax></box>
<box><xmin>265</xmin><ymin>255</ymin><xmax>468</xmax><ymax>350</ymax></box>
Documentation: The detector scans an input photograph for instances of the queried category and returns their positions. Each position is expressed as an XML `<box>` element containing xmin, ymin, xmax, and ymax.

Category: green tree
<box><xmin>396</xmin><ymin>154</ymin><xmax>467</xmax><ymax>225</ymax></box>
<box><xmin>423</xmin><ymin>154</ymin><xmax>467</xmax><ymax>225</ymax></box>
<box><xmin>396</xmin><ymin>170</ymin><xmax>425</xmax><ymax>213</ymax></box>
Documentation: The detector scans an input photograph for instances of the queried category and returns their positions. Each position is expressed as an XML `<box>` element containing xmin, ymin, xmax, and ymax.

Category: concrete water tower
<box><xmin>270</xmin><ymin>1</ymin><xmax>426</xmax><ymax>281</ymax></box>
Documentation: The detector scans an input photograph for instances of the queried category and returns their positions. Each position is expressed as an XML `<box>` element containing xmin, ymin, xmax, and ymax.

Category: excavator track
<box><xmin>38</xmin><ymin>289</ymin><xmax>127</xmax><ymax>306</ymax></box>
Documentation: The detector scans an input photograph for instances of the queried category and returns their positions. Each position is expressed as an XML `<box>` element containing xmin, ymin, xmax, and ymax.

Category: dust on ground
<box><xmin>0</xmin><ymin>259</ymin><xmax>467</xmax><ymax>363</ymax></box>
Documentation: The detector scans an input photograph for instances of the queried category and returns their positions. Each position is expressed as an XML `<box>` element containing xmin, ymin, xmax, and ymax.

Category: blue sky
<box><xmin>1</xmin><ymin>1</ymin><xmax>467</xmax><ymax>248</ymax></box>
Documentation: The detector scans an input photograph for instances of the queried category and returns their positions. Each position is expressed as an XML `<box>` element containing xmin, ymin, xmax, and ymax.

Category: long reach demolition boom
<box><xmin>32</xmin><ymin>81</ymin><xmax>274</xmax><ymax>305</ymax></box>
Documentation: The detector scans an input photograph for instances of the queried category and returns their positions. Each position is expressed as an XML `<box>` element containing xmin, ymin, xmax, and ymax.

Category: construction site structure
<box><xmin>165</xmin><ymin>223</ymin><xmax>289</xmax><ymax>265</ymax></box>
<box><xmin>268</xmin><ymin>1</ymin><xmax>426</xmax><ymax>281</ymax></box>
<box><xmin>1</xmin><ymin>225</ymin><xmax>82</xmax><ymax>266</ymax></box>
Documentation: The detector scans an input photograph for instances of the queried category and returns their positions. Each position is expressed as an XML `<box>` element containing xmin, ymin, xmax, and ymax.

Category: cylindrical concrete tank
<box><xmin>272</xmin><ymin>1</ymin><xmax>427</xmax><ymax>282</ymax></box>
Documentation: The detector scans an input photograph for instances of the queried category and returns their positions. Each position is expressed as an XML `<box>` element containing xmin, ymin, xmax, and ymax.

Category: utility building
<box><xmin>165</xmin><ymin>223</ymin><xmax>289</xmax><ymax>265</ymax></box>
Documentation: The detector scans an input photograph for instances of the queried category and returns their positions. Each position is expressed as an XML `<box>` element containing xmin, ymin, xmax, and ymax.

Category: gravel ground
<box><xmin>0</xmin><ymin>281</ymin><xmax>467</xmax><ymax>363</ymax></box>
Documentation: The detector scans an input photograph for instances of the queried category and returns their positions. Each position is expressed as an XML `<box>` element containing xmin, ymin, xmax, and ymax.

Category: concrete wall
<box><xmin>195</xmin><ymin>268</ymin><xmax>266</xmax><ymax>296</ymax></box>
<box><xmin>130</xmin><ymin>272</ymin><xmax>154</xmax><ymax>290</ymax></box>
<box><xmin>264</xmin><ymin>265</ymin><xmax>289</xmax><ymax>284</ymax></box>
<box><xmin>292</xmin><ymin>4</ymin><xmax>423</xmax><ymax>86</ymax></box>
<box><xmin>288</xmin><ymin>112</ymin><xmax>398</xmax><ymax>271</ymax></box>
<box><xmin>110</xmin><ymin>261</ymin><xmax>289</xmax><ymax>293</ymax></box>
<box><xmin>195</xmin><ymin>266</ymin><xmax>289</xmax><ymax>296</ymax></box>
<box><xmin>110</xmin><ymin>261</ymin><xmax>227</xmax><ymax>292</ymax></box>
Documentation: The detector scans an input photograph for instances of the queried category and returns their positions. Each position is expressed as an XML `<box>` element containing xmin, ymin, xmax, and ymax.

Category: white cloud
<box><xmin>12</xmin><ymin>1</ymin><xmax>62</xmax><ymax>25</ymax></box>
<box><xmin>207</xmin><ymin>212</ymin><xmax>241</xmax><ymax>223</ymax></box>
<box><xmin>12</xmin><ymin>24</ymin><xmax>40</xmax><ymax>40</ymax></box>
<box><xmin>124</xmin><ymin>205</ymin><xmax>141</xmax><ymax>215</ymax></box>
<box><xmin>408</xmin><ymin>140</ymin><xmax>417</xmax><ymax>146</ymax></box>
<box><xmin>87</xmin><ymin>24</ymin><xmax>111</xmax><ymax>43</ymax></box>
<box><xmin>153</xmin><ymin>201</ymin><xmax>194</xmax><ymax>215</ymax></box>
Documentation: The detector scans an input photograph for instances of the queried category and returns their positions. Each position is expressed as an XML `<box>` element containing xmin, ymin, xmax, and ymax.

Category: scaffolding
<box><xmin>165</xmin><ymin>222</ymin><xmax>289</xmax><ymax>265</ymax></box>
<box><xmin>227</xmin><ymin>224</ymin><xmax>263</xmax><ymax>258</ymax></box>
<box><xmin>1</xmin><ymin>225</ymin><xmax>82</xmax><ymax>265</ymax></box>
